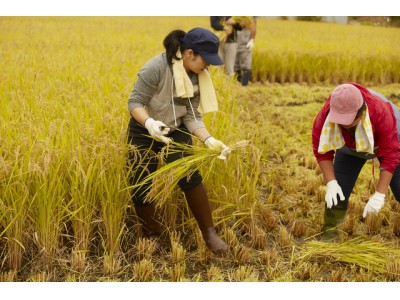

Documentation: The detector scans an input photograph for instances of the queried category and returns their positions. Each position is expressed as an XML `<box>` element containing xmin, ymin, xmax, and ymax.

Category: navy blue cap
<box><xmin>181</xmin><ymin>27</ymin><xmax>224</xmax><ymax>66</ymax></box>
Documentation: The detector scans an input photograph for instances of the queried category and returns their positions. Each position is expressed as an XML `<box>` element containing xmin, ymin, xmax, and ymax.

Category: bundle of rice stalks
<box><xmin>218</xmin><ymin>17</ymin><xmax>254</xmax><ymax>44</ymax></box>
<box><xmin>232</xmin><ymin>16</ymin><xmax>254</xmax><ymax>29</ymax></box>
<box><xmin>127</xmin><ymin>139</ymin><xmax>249</xmax><ymax>207</ymax></box>
<box><xmin>297</xmin><ymin>238</ymin><xmax>400</xmax><ymax>275</ymax></box>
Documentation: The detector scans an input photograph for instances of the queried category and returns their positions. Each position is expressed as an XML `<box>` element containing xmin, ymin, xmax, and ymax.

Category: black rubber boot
<box><xmin>235</xmin><ymin>70</ymin><xmax>242</xmax><ymax>83</ymax></box>
<box><xmin>241</xmin><ymin>69</ymin><xmax>251</xmax><ymax>86</ymax></box>
<box><xmin>184</xmin><ymin>183</ymin><xmax>228</xmax><ymax>254</ymax></box>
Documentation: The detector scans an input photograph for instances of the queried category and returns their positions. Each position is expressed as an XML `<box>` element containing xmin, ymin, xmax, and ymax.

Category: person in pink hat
<box><xmin>312</xmin><ymin>82</ymin><xmax>400</xmax><ymax>240</ymax></box>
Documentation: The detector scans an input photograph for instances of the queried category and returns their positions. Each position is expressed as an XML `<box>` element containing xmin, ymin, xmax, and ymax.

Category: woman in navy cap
<box><xmin>312</xmin><ymin>83</ymin><xmax>400</xmax><ymax>240</ymax></box>
<box><xmin>126</xmin><ymin>27</ymin><xmax>229</xmax><ymax>254</ymax></box>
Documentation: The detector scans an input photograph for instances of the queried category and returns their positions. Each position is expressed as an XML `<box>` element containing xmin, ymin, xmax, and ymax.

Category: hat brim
<box><xmin>327</xmin><ymin>110</ymin><xmax>357</xmax><ymax>126</ymax></box>
<box><xmin>200</xmin><ymin>53</ymin><xmax>224</xmax><ymax>66</ymax></box>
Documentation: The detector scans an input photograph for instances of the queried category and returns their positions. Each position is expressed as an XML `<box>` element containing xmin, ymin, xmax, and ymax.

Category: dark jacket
<box><xmin>210</xmin><ymin>16</ymin><xmax>242</xmax><ymax>43</ymax></box>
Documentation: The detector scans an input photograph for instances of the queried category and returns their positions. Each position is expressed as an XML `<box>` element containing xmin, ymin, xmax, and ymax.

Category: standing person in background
<box><xmin>127</xmin><ymin>27</ymin><xmax>230</xmax><ymax>254</ymax></box>
<box><xmin>235</xmin><ymin>17</ymin><xmax>256</xmax><ymax>86</ymax></box>
<box><xmin>312</xmin><ymin>83</ymin><xmax>400</xmax><ymax>241</ymax></box>
<box><xmin>210</xmin><ymin>16</ymin><xmax>242</xmax><ymax>76</ymax></box>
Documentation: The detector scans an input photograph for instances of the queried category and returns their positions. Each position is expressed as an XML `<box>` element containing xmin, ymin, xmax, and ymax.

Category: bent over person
<box><xmin>312</xmin><ymin>83</ymin><xmax>400</xmax><ymax>240</ymax></box>
<box><xmin>126</xmin><ymin>27</ymin><xmax>230</xmax><ymax>254</ymax></box>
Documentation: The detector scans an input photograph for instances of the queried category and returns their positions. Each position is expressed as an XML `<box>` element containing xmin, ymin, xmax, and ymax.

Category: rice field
<box><xmin>1</xmin><ymin>16</ymin><xmax>400</xmax><ymax>282</ymax></box>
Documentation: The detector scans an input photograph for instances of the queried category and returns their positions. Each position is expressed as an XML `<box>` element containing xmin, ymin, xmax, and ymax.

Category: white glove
<box><xmin>204</xmin><ymin>136</ymin><xmax>231</xmax><ymax>160</ymax></box>
<box><xmin>325</xmin><ymin>180</ymin><xmax>345</xmax><ymax>209</ymax></box>
<box><xmin>246</xmin><ymin>39</ymin><xmax>254</xmax><ymax>49</ymax></box>
<box><xmin>363</xmin><ymin>191</ymin><xmax>385</xmax><ymax>218</ymax></box>
<box><xmin>144</xmin><ymin>118</ymin><xmax>171</xmax><ymax>144</ymax></box>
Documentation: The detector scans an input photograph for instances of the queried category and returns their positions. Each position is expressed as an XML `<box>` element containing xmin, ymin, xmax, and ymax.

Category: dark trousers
<box><xmin>333</xmin><ymin>149</ymin><xmax>400</xmax><ymax>210</ymax></box>
<box><xmin>322</xmin><ymin>149</ymin><xmax>400</xmax><ymax>233</ymax></box>
<box><xmin>126</xmin><ymin>118</ymin><xmax>202</xmax><ymax>207</ymax></box>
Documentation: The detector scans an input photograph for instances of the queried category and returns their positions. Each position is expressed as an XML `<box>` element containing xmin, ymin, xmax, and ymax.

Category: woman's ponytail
<box><xmin>163</xmin><ymin>29</ymin><xmax>188</xmax><ymax>64</ymax></box>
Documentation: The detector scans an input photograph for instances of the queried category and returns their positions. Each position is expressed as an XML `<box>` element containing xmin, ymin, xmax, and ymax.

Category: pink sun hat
<box><xmin>328</xmin><ymin>84</ymin><xmax>364</xmax><ymax>125</ymax></box>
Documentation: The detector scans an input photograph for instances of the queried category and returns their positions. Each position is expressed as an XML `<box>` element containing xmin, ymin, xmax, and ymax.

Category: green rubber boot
<box><xmin>320</xmin><ymin>208</ymin><xmax>347</xmax><ymax>242</ymax></box>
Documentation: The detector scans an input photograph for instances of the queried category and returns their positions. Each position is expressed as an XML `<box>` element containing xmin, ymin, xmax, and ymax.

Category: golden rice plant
<box><xmin>103</xmin><ymin>253</ymin><xmax>121</xmax><ymax>276</ymax></box>
<box><xmin>167</xmin><ymin>263</ymin><xmax>186</xmax><ymax>282</ymax></box>
<box><xmin>231</xmin><ymin>244</ymin><xmax>251</xmax><ymax>265</ymax></box>
<box><xmin>70</xmin><ymin>250</ymin><xmax>89</xmax><ymax>274</ymax></box>
<box><xmin>293</xmin><ymin>261</ymin><xmax>322</xmax><ymax>281</ymax></box>
<box><xmin>206</xmin><ymin>265</ymin><xmax>225</xmax><ymax>282</ymax></box>
<box><xmin>229</xmin><ymin>265</ymin><xmax>259</xmax><ymax>282</ymax></box>
<box><xmin>386</xmin><ymin>256</ymin><xmax>400</xmax><ymax>281</ymax></box>
<box><xmin>31</xmin><ymin>158</ymin><xmax>68</xmax><ymax>265</ymax></box>
<box><xmin>133</xmin><ymin>259</ymin><xmax>154</xmax><ymax>282</ymax></box>
<box><xmin>193</xmin><ymin>227</ymin><xmax>209</xmax><ymax>262</ymax></box>
<box><xmin>340</xmin><ymin>213</ymin><xmax>357</xmax><ymax>237</ymax></box>
<box><xmin>365</xmin><ymin>213</ymin><xmax>383</xmax><ymax>235</ymax></box>
<box><xmin>67</xmin><ymin>144</ymin><xmax>106</xmax><ymax>271</ymax></box>
<box><xmin>134</xmin><ymin>237</ymin><xmax>158</xmax><ymax>260</ymax></box>
<box><xmin>353</xmin><ymin>267</ymin><xmax>375</xmax><ymax>282</ymax></box>
<box><xmin>278</xmin><ymin>225</ymin><xmax>294</xmax><ymax>250</ymax></box>
<box><xmin>0</xmin><ymin>270</ymin><xmax>17</xmax><ymax>282</ymax></box>
<box><xmin>0</xmin><ymin>177</ymin><xmax>29</xmax><ymax>271</ymax></box>
<box><xmin>329</xmin><ymin>268</ymin><xmax>347</xmax><ymax>282</ymax></box>
<box><xmin>258</xmin><ymin>205</ymin><xmax>279</xmax><ymax>232</ymax></box>
<box><xmin>223</xmin><ymin>227</ymin><xmax>240</xmax><ymax>248</ymax></box>
<box><xmin>289</xmin><ymin>219</ymin><xmax>307</xmax><ymax>238</ymax></box>
<box><xmin>249</xmin><ymin>224</ymin><xmax>267</xmax><ymax>250</ymax></box>
<box><xmin>260</xmin><ymin>248</ymin><xmax>279</xmax><ymax>266</ymax></box>
<box><xmin>27</xmin><ymin>272</ymin><xmax>49</xmax><ymax>282</ymax></box>
<box><xmin>170</xmin><ymin>239</ymin><xmax>186</xmax><ymax>264</ymax></box>
<box><xmin>99</xmin><ymin>142</ymin><xmax>131</xmax><ymax>274</ymax></box>
<box><xmin>392</xmin><ymin>213</ymin><xmax>400</xmax><ymax>237</ymax></box>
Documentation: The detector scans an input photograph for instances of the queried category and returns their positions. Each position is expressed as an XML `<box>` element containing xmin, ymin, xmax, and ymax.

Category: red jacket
<box><xmin>312</xmin><ymin>83</ymin><xmax>400</xmax><ymax>174</ymax></box>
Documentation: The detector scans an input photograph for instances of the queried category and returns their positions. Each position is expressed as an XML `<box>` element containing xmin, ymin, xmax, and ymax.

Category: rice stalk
<box><xmin>250</xmin><ymin>224</ymin><xmax>267</xmax><ymax>250</ymax></box>
<box><xmin>167</xmin><ymin>262</ymin><xmax>186</xmax><ymax>282</ymax></box>
<box><xmin>0</xmin><ymin>270</ymin><xmax>17</xmax><ymax>282</ymax></box>
<box><xmin>229</xmin><ymin>265</ymin><xmax>259</xmax><ymax>282</ymax></box>
<box><xmin>365</xmin><ymin>213</ymin><xmax>382</xmax><ymax>234</ymax></box>
<box><xmin>393</xmin><ymin>214</ymin><xmax>400</xmax><ymax>237</ymax></box>
<box><xmin>126</xmin><ymin>139</ymin><xmax>250</xmax><ymax>208</ymax></box>
<box><xmin>170</xmin><ymin>240</ymin><xmax>186</xmax><ymax>264</ymax></box>
<box><xmin>231</xmin><ymin>244</ymin><xmax>251</xmax><ymax>265</ymax></box>
<box><xmin>134</xmin><ymin>237</ymin><xmax>158</xmax><ymax>260</ymax></box>
<box><xmin>28</xmin><ymin>272</ymin><xmax>49</xmax><ymax>282</ymax></box>
<box><xmin>194</xmin><ymin>227</ymin><xmax>209</xmax><ymax>262</ymax></box>
<box><xmin>206</xmin><ymin>265</ymin><xmax>225</xmax><ymax>281</ymax></box>
<box><xmin>133</xmin><ymin>259</ymin><xmax>154</xmax><ymax>282</ymax></box>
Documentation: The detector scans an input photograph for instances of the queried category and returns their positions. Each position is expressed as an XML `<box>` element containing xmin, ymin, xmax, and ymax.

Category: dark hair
<box><xmin>163</xmin><ymin>29</ymin><xmax>198</xmax><ymax>64</ymax></box>
<box><xmin>355</xmin><ymin>101</ymin><xmax>366</xmax><ymax>119</ymax></box>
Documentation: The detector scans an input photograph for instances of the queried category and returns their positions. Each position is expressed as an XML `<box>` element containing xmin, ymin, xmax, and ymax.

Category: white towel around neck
<box><xmin>172</xmin><ymin>51</ymin><xmax>218</xmax><ymax>114</ymax></box>
<box><xmin>318</xmin><ymin>106</ymin><xmax>374</xmax><ymax>154</ymax></box>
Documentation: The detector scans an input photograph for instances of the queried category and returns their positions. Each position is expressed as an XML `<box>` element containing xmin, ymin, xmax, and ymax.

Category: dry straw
<box><xmin>297</xmin><ymin>238</ymin><xmax>400</xmax><ymax>275</ymax></box>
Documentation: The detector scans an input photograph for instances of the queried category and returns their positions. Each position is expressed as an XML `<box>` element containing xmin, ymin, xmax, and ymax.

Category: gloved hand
<box><xmin>204</xmin><ymin>136</ymin><xmax>231</xmax><ymax>160</ymax></box>
<box><xmin>144</xmin><ymin>118</ymin><xmax>171</xmax><ymax>144</ymax></box>
<box><xmin>363</xmin><ymin>191</ymin><xmax>385</xmax><ymax>218</ymax></box>
<box><xmin>325</xmin><ymin>180</ymin><xmax>345</xmax><ymax>209</ymax></box>
<box><xmin>246</xmin><ymin>39</ymin><xmax>254</xmax><ymax>49</ymax></box>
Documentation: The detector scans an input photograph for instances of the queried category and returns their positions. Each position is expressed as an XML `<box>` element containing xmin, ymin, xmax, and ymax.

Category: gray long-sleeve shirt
<box><xmin>128</xmin><ymin>53</ymin><xmax>205</xmax><ymax>134</ymax></box>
